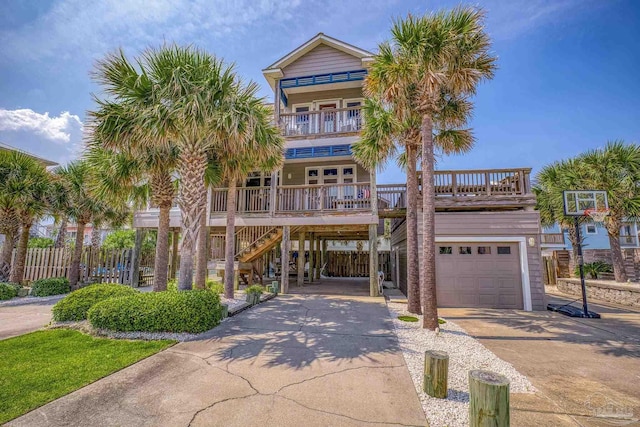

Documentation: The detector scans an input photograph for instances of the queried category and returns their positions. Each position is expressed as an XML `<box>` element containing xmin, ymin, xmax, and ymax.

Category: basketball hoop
<box><xmin>584</xmin><ymin>208</ymin><xmax>610</xmax><ymax>224</ymax></box>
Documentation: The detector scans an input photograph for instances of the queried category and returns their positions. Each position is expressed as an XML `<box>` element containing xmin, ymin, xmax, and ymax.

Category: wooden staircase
<box><xmin>236</xmin><ymin>227</ymin><xmax>283</xmax><ymax>263</ymax></box>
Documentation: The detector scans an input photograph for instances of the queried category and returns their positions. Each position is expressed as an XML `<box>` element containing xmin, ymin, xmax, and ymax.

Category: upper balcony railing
<box><xmin>279</xmin><ymin>106</ymin><xmax>362</xmax><ymax>138</ymax></box>
<box><xmin>418</xmin><ymin>168</ymin><xmax>531</xmax><ymax>197</ymax></box>
<box><xmin>540</xmin><ymin>233</ymin><xmax>565</xmax><ymax>245</ymax></box>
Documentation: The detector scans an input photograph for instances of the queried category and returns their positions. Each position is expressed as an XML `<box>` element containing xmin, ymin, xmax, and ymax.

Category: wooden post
<box><xmin>423</xmin><ymin>350</ymin><xmax>449</xmax><ymax>398</ymax></box>
<box><xmin>469</xmin><ymin>370</ymin><xmax>510</xmax><ymax>427</ymax></box>
<box><xmin>169</xmin><ymin>229</ymin><xmax>179</xmax><ymax>279</ymax></box>
<box><xmin>297</xmin><ymin>230</ymin><xmax>305</xmax><ymax>287</ymax></box>
<box><xmin>369</xmin><ymin>224</ymin><xmax>379</xmax><ymax>296</ymax></box>
<box><xmin>308</xmin><ymin>232</ymin><xmax>315</xmax><ymax>283</ymax></box>
<box><xmin>129</xmin><ymin>228</ymin><xmax>144</xmax><ymax>287</ymax></box>
<box><xmin>315</xmin><ymin>238</ymin><xmax>322</xmax><ymax>279</ymax></box>
<box><xmin>322</xmin><ymin>239</ymin><xmax>328</xmax><ymax>276</ymax></box>
<box><xmin>269</xmin><ymin>171</ymin><xmax>278</xmax><ymax>215</ymax></box>
<box><xmin>281</xmin><ymin>225</ymin><xmax>290</xmax><ymax>293</ymax></box>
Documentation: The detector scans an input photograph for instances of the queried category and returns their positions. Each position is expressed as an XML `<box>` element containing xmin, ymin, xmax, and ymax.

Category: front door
<box><xmin>317</xmin><ymin>101</ymin><xmax>339</xmax><ymax>133</ymax></box>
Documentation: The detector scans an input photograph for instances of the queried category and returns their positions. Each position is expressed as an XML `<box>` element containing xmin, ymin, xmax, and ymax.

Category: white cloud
<box><xmin>0</xmin><ymin>108</ymin><xmax>82</xmax><ymax>143</ymax></box>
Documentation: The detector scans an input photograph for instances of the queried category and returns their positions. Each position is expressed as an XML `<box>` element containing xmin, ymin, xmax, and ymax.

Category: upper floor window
<box><xmin>585</xmin><ymin>224</ymin><xmax>597</xmax><ymax>234</ymax></box>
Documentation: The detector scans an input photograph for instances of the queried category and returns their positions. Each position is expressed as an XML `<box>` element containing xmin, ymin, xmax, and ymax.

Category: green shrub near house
<box><xmin>245</xmin><ymin>284</ymin><xmax>264</xmax><ymax>295</ymax></box>
<box><xmin>167</xmin><ymin>278</ymin><xmax>223</xmax><ymax>293</ymax></box>
<box><xmin>88</xmin><ymin>290</ymin><xmax>223</xmax><ymax>333</ymax></box>
<box><xmin>27</xmin><ymin>237</ymin><xmax>54</xmax><ymax>248</ymax></box>
<box><xmin>30</xmin><ymin>278</ymin><xmax>70</xmax><ymax>297</ymax></box>
<box><xmin>0</xmin><ymin>283</ymin><xmax>21</xmax><ymax>300</ymax></box>
<box><xmin>52</xmin><ymin>284</ymin><xmax>139</xmax><ymax>321</ymax></box>
<box><xmin>574</xmin><ymin>261</ymin><xmax>613</xmax><ymax>279</ymax></box>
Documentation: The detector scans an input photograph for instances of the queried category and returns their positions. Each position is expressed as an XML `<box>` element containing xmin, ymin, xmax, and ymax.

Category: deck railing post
<box><xmin>485</xmin><ymin>171</ymin><xmax>492</xmax><ymax>196</ymax></box>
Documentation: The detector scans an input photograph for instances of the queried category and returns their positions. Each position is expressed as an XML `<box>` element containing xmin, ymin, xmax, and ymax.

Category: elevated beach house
<box><xmin>134</xmin><ymin>34</ymin><xmax>546</xmax><ymax>310</ymax></box>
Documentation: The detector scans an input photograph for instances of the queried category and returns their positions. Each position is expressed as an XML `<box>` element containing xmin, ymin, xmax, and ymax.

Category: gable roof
<box><xmin>262</xmin><ymin>33</ymin><xmax>374</xmax><ymax>86</ymax></box>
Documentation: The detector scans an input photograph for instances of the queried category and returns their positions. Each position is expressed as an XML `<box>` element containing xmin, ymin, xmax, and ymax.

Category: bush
<box><xmin>574</xmin><ymin>261</ymin><xmax>613</xmax><ymax>279</ymax></box>
<box><xmin>52</xmin><ymin>284</ymin><xmax>139</xmax><ymax>321</ymax></box>
<box><xmin>0</xmin><ymin>283</ymin><xmax>20</xmax><ymax>300</ymax></box>
<box><xmin>167</xmin><ymin>278</ymin><xmax>223</xmax><ymax>293</ymax></box>
<box><xmin>88</xmin><ymin>290</ymin><xmax>223</xmax><ymax>333</ymax></box>
<box><xmin>30</xmin><ymin>278</ymin><xmax>70</xmax><ymax>297</ymax></box>
<box><xmin>245</xmin><ymin>285</ymin><xmax>264</xmax><ymax>295</ymax></box>
<box><xmin>28</xmin><ymin>237</ymin><xmax>54</xmax><ymax>248</ymax></box>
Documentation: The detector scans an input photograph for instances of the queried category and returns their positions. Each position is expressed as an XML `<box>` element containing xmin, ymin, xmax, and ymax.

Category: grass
<box><xmin>398</xmin><ymin>315</ymin><xmax>419</xmax><ymax>322</ymax></box>
<box><xmin>0</xmin><ymin>329</ymin><xmax>173</xmax><ymax>424</ymax></box>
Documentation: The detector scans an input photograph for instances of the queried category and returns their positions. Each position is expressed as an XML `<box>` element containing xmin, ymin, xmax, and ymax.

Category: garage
<box><xmin>436</xmin><ymin>242</ymin><xmax>524</xmax><ymax>309</ymax></box>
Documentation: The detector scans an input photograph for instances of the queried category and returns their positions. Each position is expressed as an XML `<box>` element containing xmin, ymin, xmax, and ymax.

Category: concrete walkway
<box><xmin>10</xmin><ymin>290</ymin><xmax>426</xmax><ymax>426</ymax></box>
<box><xmin>440</xmin><ymin>296</ymin><xmax>640</xmax><ymax>426</ymax></box>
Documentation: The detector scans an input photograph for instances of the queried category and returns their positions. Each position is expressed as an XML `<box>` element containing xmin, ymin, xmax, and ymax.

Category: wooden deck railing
<box><xmin>279</xmin><ymin>106</ymin><xmax>362</xmax><ymax>137</ymax></box>
<box><xmin>620</xmin><ymin>235</ymin><xmax>639</xmax><ymax>247</ymax></box>
<box><xmin>541</xmin><ymin>233</ymin><xmax>565</xmax><ymax>245</ymax></box>
<box><xmin>203</xmin><ymin>168</ymin><xmax>533</xmax><ymax>216</ymax></box>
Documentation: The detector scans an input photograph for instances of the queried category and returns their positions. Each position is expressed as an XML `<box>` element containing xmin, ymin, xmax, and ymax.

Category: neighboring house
<box><xmin>0</xmin><ymin>141</ymin><xmax>59</xmax><ymax>168</ymax></box>
<box><xmin>134</xmin><ymin>33</ymin><xmax>545</xmax><ymax>311</ymax></box>
<box><xmin>541</xmin><ymin>221</ymin><xmax>640</xmax><ymax>252</ymax></box>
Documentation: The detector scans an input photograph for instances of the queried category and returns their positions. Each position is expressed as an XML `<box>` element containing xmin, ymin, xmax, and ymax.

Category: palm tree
<box><xmin>352</xmin><ymin>95</ymin><xmax>423</xmax><ymax>314</ymax></box>
<box><xmin>0</xmin><ymin>151</ymin><xmax>51</xmax><ymax>284</ymax></box>
<box><xmin>364</xmin><ymin>8</ymin><xmax>496</xmax><ymax>329</ymax></box>
<box><xmin>54</xmin><ymin>160</ymin><xmax>112</xmax><ymax>289</ymax></box>
<box><xmin>217</xmin><ymin>85</ymin><xmax>284</xmax><ymax>299</ymax></box>
<box><xmin>89</xmin><ymin>50</ymin><xmax>181</xmax><ymax>292</ymax></box>
<box><xmin>0</xmin><ymin>208</ymin><xmax>19</xmax><ymax>281</ymax></box>
<box><xmin>578</xmin><ymin>142</ymin><xmax>640</xmax><ymax>282</ymax></box>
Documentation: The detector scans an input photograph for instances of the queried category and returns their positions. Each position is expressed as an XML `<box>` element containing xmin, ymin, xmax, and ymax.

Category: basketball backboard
<box><xmin>563</xmin><ymin>190</ymin><xmax>609</xmax><ymax>217</ymax></box>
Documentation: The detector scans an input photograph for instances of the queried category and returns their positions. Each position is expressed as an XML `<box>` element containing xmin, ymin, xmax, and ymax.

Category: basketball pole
<box><xmin>574</xmin><ymin>216</ymin><xmax>590</xmax><ymax>317</ymax></box>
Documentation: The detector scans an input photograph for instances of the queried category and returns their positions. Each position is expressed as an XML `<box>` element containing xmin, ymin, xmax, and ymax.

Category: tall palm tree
<box><xmin>0</xmin><ymin>208</ymin><xmax>19</xmax><ymax>281</ymax></box>
<box><xmin>372</xmin><ymin>9</ymin><xmax>496</xmax><ymax>329</ymax></box>
<box><xmin>217</xmin><ymin>87</ymin><xmax>284</xmax><ymax>299</ymax></box>
<box><xmin>0</xmin><ymin>151</ymin><xmax>51</xmax><ymax>284</ymax></box>
<box><xmin>54</xmin><ymin>160</ymin><xmax>115</xmax><ymax>289</ymax></box>
<box><xmin>89</xmin><ymin>50</ymin><xmax>181</xmax><ymax>292</ymax></box>
<box><xmin>578</xmin><ymin>141</ymin><xmax>640</xmax><ymax>282</ymax></box>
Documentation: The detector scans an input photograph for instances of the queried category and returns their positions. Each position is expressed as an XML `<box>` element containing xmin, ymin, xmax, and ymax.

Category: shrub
<box><xmin>245</xmin><ymin>285</ymin><xmax>264</xmax><ymax>295</ymax></box>
<box><xmin>28</xmin><ymin>237</ymin><xmax>54</xmax><ymax>248</ymax></box>
<box><xmin>52</xmin><ymin>284</ymin><xmax>139</xmax><ymax>321</ymax></box>
<box><xmin>88</xmin><ymin>290</ymin><xmax>223</xmax><ymax>333</ymax></box>
<box><xmin>574</xmin><ymin>261</ymin><xmax>613</xmax><ymax>279</ymax></box>
<box><xmin>30</xmin><ymin>278</ymin><xmax>70</xmax><ymax>297</ymax></box>
<box><xmin>0</xmin><ymin>283</ymin><xmax>20</xmax><ymax>300</ymax></box>
<box><xmin>206</xmin><ymin>280</ymin><xmax>223</xmax><ymax>294</ymax></box>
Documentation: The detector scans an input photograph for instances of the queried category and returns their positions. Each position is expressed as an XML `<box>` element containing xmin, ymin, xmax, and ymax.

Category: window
<box><xmin>585</xmin><ymin>224</ymin><xmax>597</xmax><ymax>234</ymax></box>
<box><xmin>343</xmin><ymin>167</ymin><xmax>354</xmax><ymax>176</ymax></box>
<box><xmin>477</xmin><ymin>246</ymin><xmax>492</xmax><ymax>255</ymax></box>
<box><xmin>308</xmin><ymin>169</ymin><xmax>318</xmax><ymax>177</ymax></box>
<box><xmin>459</xmin><ymin>246</ymin><xmax>472</xmax><ymax>255</ymax></box>
<box><xmin>497</xmin><ymin>246</ymin><xmax>511</xmax><ymax>255</ymax></box>
<box><xmin>323</xmin><ymin>168</ymin><xmax>338</xmax><ymax>176</ymax></box>
<box><xmin>439</xmin><ymin>246</ymin><xmax>452</xmax><ymax>254</ymax></box>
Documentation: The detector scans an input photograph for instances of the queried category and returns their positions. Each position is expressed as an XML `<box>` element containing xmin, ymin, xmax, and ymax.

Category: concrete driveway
<box><xmin>0</xmin><ymin>299</ymin><xmax>61</xmax><ymax>340</ymax></box>
<box><xmin>440</xmin><ymin>296</ymin><xmax>640</xmax><ymax>427</ymax></box>
<box><xmin>9</xmin><ymin>290</ymin><xmax>426</xmax><ymax>426</ymax></box>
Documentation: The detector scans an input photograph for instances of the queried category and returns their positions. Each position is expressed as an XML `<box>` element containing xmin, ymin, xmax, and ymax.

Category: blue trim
<box><xmin>278</xmin><ymin>69</ymin><xmax>367</xmax><ymax>107</ymax></box>
<box><xmin>285</xmin><ymin>144</ymin><xmax>352</xmax><ymax>160</ymax></box>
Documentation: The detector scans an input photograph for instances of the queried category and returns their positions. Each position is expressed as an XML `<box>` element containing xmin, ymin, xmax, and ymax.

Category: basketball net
<box><xmin>584</xmin><ymin>208</ymin><xmax>610</xmax><ymax>223</ymax></box>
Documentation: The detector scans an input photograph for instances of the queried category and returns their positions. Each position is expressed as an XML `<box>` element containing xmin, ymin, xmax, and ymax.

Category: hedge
<box><xmin>88</xmin><ymin>290</ymin><xmax>223</xmax><ymax>334</ymax></box>
<box><xmin>30</xmin><ymin>278</ymin><xmax>70</xmax><ymax>297</ymax></box>
<box><xmin>0</xmin><ymin>283</ymin><xmax>20</xmax><ymax>300</ymax></box>
<box><xmin>52</xmin><ymin>284</ymin><xmax>139</xmax><ymax>322</ymax></box>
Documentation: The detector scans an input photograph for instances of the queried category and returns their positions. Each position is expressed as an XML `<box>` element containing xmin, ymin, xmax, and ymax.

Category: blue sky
<box><xmin>0</xmin><ymin>0</ymin><xmax>638</xmax><ymax>184</ymax></box>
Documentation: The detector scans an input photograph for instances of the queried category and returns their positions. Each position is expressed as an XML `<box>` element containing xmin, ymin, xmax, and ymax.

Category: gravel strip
<box><xmin>387</xmin><ymin>301</ymin><xmax>535</xmax><ymax>427</ymax></box>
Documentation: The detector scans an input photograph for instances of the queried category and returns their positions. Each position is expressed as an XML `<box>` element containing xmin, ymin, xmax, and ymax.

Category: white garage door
<box><xmin>436</xmin><ymin>242</ymin><xmax>523</xmax><ymax>309</ymax></box>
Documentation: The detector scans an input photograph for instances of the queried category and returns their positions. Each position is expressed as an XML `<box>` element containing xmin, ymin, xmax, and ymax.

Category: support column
<box><xmin>169</xmin><ymin>229</ymin><xmax>179</xmax><ymax>279</ymax></box>
<box><xmin>297</xmin><ymin>230</ymin><xmax>305</xmax><ymax>287</ymax></box>
<box><xmin>281</xmin><ymin>225</ymin><xmax>290</xmax><ymax>293</ymax></box>
<box><xmin>369</xmin><ymin>223</ymin><xmax>379</xmax><ymax>296</ymax></box>
<box><xmin>308</xmin><ymin>232</ymin><xmax>315</xmax><ymax>283</ymax></box>
<box><xmin>130</xmin><ymin>228</ymin><xmax>144</xmax><ymax>287</ymax></box>
<box><xmin>269</xmin><ymin>171</ymin><xmax>278</xmax><ymax>215</ymax></box>
<box><xmin>322</xmin><ymin>239</ymin><xmax>328</xmax><ymax>277</ymax></box>
<box><xmin>315</xmin><ymin>238</ymin><xmax>322</xmax><ymax>279</ymax></box>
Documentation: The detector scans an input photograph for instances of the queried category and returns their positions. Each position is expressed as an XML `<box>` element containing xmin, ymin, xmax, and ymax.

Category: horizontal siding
<box><xmin>389</xmin><ymin>211</ymin><xmax>545</xmax><ymax>310</ymax></box>
<box><xmin>282</xmin><ymin>160</ymin><xmax>369</xmax><ymax>186</ymax></box>
<box><xmin>286</xmin><ymin>88</ymin><xmax>363</xmax><ymax>110</ymax></box>
<box><xmin>283</xmin><ymin>45</ymin><xmax>363</xmax><ymax>78</ymax></box>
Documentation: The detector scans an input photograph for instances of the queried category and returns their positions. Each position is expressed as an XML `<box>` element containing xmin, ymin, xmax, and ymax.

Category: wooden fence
<box><xmin>326</xmin><ymin>251</ymin><xmax>391</xmax><ymax>278</ymax></box>
<box><xmin>11</xmin><ymin>247</ymin><xmax>134</xmax><ymax>285</ymax></box>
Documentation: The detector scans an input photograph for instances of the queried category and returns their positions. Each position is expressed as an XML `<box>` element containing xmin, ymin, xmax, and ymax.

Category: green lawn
<box><xmin>0</xmin><ymin>329</ymin><xmax>173</xmax><ymax>424</ymax></box>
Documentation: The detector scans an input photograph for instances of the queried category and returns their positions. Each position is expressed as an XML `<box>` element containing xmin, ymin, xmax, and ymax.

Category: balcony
<box><xmin>279</xmin><ymin>106</ymin><xmax>362</xmax><ymax>138</ymax></box>
<box><xmin>620</xmin><ymin>235</ymin><xmax>639</xmax><ymax>247</ymax></box>
<box><xmin>541</xmin><ymin>233</ymin><xmax>565</xmax><ymax>245</ymax></box>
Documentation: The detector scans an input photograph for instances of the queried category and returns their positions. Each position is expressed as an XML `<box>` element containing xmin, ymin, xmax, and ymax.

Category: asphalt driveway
<box><xmin>440</xmin><ymin>296</ymin><xmax>640</xmax><ymax>427</ymax></box>
<box><xmin>9</xmin><ymin>291</ymin><xmax>426</xmax><ymax>426</ymax></box>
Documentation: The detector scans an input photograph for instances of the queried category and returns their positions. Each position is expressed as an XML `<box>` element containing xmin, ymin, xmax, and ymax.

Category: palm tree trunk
<box><xmin>405</xmin><ymin>143</ymin><xmax>422</xmax><ymax>314</ymax></box>
<box><xmin>224</xmin><ymin>179</ymin><xmax>237</xmax><ymax>299</ymax></box>
<box><xmin>195</xmin><ymin>199</ymin><xmax>208</xmax><ymax>289</ymax></box>
<box><xmin>566</xmin><ymin>225</ymin><xmax>579</xmax><ymax>276</ymax></box>
<box><xmin>153</xmin><ymin>204</ymin><xmax>171</xmax><ymax>291</ymax></box>
<box><xmin>54</xmin><ymin>217</ymin><xmax>67</xmax><ymax>248</ymax></box>
<box><xmin>606</xmin><ymin>218</ymin><xmax>628</xmax><ymax>282</ymax></box>
<box><xmin>421</xmin><ymin>114</ymin><xmax>439</xmax><ymax>330</ymax></box>
<box><xmin>0</xmin><ymin>230</ymin><xmax>17</xmax><ymax>282</ymax></box>
<box><xmin>90</xmin><ymin>226</ymin><xmax>101</xmax><ymax>251</ymax></box>
<box><xmin>69</xmin><ymin>221</ymin><xmax>86</xmax><ymax>290</ymax></box>
<box><xmin>9</xmin><ymin>222</ymin><xmax>31</xmax><ymax>284</ymax></box>
<box><xmin>177</xmin><ymin>143</ymin><xmax>208</xmax><ymax>291</ymax></box>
